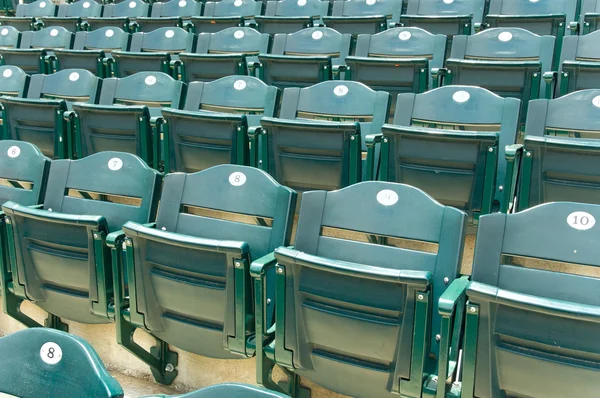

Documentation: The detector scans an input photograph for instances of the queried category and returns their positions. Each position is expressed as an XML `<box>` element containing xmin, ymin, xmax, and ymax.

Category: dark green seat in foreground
<box><xmin>162</xmin><ymin>75</ymin><xmax>280</xmax><ymax>173</ymax></box>
<box><xmin>1</xmin><ymin>68</ymin><xmax>100</xmax><ymax>159</ymax></box>
<box><xmin>38</xmin><ymin>0</ymin><xmax>103</xmax><ymax>32</ymax></box>
<box><xmin>508</xmin><ymin>89</ymin><xmax>600</xmax><ymax>211</ymax></box>
<box><xmin>255</xmin><ymin>0</ymin><xmax>330</xmax><ymax>34</ymax></box>
<box><xmin>111</xmin><ymin>27</ymin><xmax>195</xmax><ymax>77</ymax></box>
<box><xmin>53</xmin><ymin>27</ymin><xmax>131</xmax><ymax>77</ymax></box>
<box><xmin>134</xmin><ymin>0</ymin><xmax>204</xmax><ymax>33</ymax></box>
<box><xmin>253</xmin><ymin>181</ymin><xmax>466</xmax><ymax>398</ymax></box>
<box><xmin>112</xmin><ymin>164</ymin><xmax>296</xmax><ymax>384</ymax></box>
<box><xmin>0</xmin><ymin>26</ymin><xmax>74</xmax><ymax>74</ymax></box>
<box><xmin>439</xmin><ymin>201</ymin><xmax>600</xmax><ymax>398</ymax></box>
<box><xmin>1</xmin><ymin>151</ymin><xmax>161</xmax><ymax>331</ymax></box>
<box><xmin>371</xmin><ymin>85</ymin><xmax>520</xmax><ymax>225</ymax></box>
<box><xmin>71</xmin><ymin>71</ymin><xmax>185</xmax><ymax>169</ymax></box>
<box><xmin>440</xmin><ymin>28</ymin><xmax>555</xmax><ymax>126</ymax></box>
<box><xmin>84</xmin><ymin>0</ymin><xmax>151</xmax><ymax>32</ymax></box>
<box><xmin>580</xmin><ymin>0</ymin><xmax>600</xmax><ymax>34</ymax></box>
<box><xmin>257</xmin><ymin>27</ymin><xmax>351</xmax><ymax>90</ymax></box>
<box><xmin>322</xmin><ymin>0</ymin><xmax>403</xmax><ymax>35</ymax></box>
<box><xmin>0</xmin><ymin>328</ymin><xmax>124</xmax><ymax>398</ymax></box>
<box><xmin>0</xmin><ymin>0</ymin><xmax>57</xmax><ymax>32</ymax></box>
<box><xmin>178</xmin><ymin>27</ymin><xmax>270</xmax><ymax>82</ymax></box>
<box><xmin>252</xmin><ymin>80</ymin><xmax>390</xmax><ymax>194</ymax></box>
<box><xmin>190</xmin><ymin>0</ymin><xmax>264</xmax><ymax>34</ymax></box>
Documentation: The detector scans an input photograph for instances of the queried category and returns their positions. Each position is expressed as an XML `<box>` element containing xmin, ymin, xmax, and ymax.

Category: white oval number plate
<box><xmin>108</xmin><ymin>157</ymin><xmax>123</xmax><ymax>171</ymax></box>
<box><xmin>40</xmin><ymin>342</ymin><xmax>62</xmax><ymax>365</ymax></box>
<box><xmin>377</xmin><ymin>189</ymin><xmax>398</xmax><ymax>206</ymax></box>
<box><xmin>229</xmin><ymin>172</ymin><xmax>246</xmax><ymax>186</ymax></box>
<box><xmin>567</xmin><ymin>211</ymin><xmax>595</xmax><ymax>231</ymax></box>
<box><xmin>7</xmin><ymin>145</ymin><xmax>20</xmax><ymax>158</ymax></box>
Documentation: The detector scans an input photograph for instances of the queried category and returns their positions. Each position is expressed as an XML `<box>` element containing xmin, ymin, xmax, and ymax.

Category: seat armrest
<box><xmin>439</xmin><ymin>276</ymin><xmax>470</xmax><ymax>317</ymax></box>
<box><xmin>250</xmin><ymin>252</ymin><xmax>277</xmax><ymax>279</ymax></box>
<box><xmin>2</xmin><ymin>201</ymin><xmax>105</xmax><ymax>227</ymax></box>
<box><xmin>543</xmin><ymin>71</ymin><xmax>557</xmax><ymax>99</ymax></box>
<box><xmin>568</xmin><ymin>21</ymin><xmax>579</xmax><ymax>34</ymax></box>
<box><xmin>430</xmin><ymin>67</ymin><xmax>447</xmax><ymax>88</ymax></box>
<box><xmin>365</xmin><ymin>133</ymin><xmax>383</xmax><ymax>181</ymax></box>
<box><xmin>502</xmin><ymin>144</ymin><xmax>523</xmax><ymax>213</ymax></box>
<box><xmin>248</xmin><ymin>125</ymin><xmax>264</xmax><ymax>169</ymax></box>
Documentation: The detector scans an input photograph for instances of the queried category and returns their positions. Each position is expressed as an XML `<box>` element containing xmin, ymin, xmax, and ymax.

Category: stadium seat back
<box><xmin>401</xmin><ymin>0</ymin><xmax>486</xmax><ymax>36</ymax></box>
<box><xmin>191</xmin><ymin>0</ymin><xmax>264</xmax><ymax>33</ymax></box>
<box><xmin>0</xmin><ymin>26</ymin><xmax>22</xmax><ymax>48</ymax></box>
<box><xmin>557</xmin><ymin>30</ymin><xmax>600</xmax><ymax>97</ymax></box>
<box><xmin>0</xmin><ymin>65</ymin><xmax>30</xmax><ymax>96</ymax></box>
<box><xmin>323</xmin><ymin>0</ymin><xmax>402</xmax><ymax>35</ymax></box>
<box><xmin>102</xmin><ymin>0</ymin><xmax>150</xmax><ymax>18</ymax></box>
<box><xmin>39</xmin><ymin>0</ymin><xmax>103</xmax><ymax>31</ymax></box>
<box><xmin>486</xmin><ymin>0</ymin><xmax>578</xmax><ymax>36</ymax></box>
<box><xmin>581</xmin><ymin>0</ymin><xmax>600</xmax><ymax>33</ymax></box>
<box><xmin>16</xmin><ymin>0</ymin><xmax>57</xmax><ymax>17</ymax></box>
<box><xmin>256</xmin><ymin>0</ymin><xmax>330</xmax><ymax>34</ymax></box>
<box><xmin>136</xmin><ymin>0</ymin><xmax>203</xmax><ymax>31</ymax></box>
<box><xmin>183</xmin><ymin>383</ymin><xmax>289</xmax><ymax>397</ymax></box>
<box><xmin>0</xmin><ymin>140</ymin><xmax>49</xmax><ymax>206</ymax></box>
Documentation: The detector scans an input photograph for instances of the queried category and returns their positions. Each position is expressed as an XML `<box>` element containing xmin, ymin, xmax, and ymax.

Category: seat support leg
<box><xmin>44</xmin><ymin>313</ymin><xmax>68</xmax><ymax>332</ymax></box>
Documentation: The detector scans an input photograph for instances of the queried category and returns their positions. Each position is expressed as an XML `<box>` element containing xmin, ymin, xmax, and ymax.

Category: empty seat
<box><xmin>580</xmin><ymin>0</ymin><xmax>600</xmax><ymax>34</ymax></box>
<box><xmin>178</xmin><ymin>27</ymin><xmax>270</xmax><ymax>82</ymax></box>
<box><xmin>190</xmin><ymin>0</ymin><xmax>264</xmax><ymax>34</ymax></box>
<box><xmin>1</xmin><ymin>151</ymin><xmax>161</xmax><ymax>329</ymax></box>
<box><xmin>0</xmin><ymin>65</ymin><xmax>30</xmax><ymax>96</ymax></box>
<box><xmin>255</xmin><ymin>0</ymin><xmax>330</xmax><ymax>34</ymax></box>
<box><xmin>113</xmin><ymin>164</ymin><xmax>296</xmax><ymax>383</ymax></box>
<box><xmin>253</xmin><ymin>181</ymin><xmax>466</xmax><ymax>398</ymax></box>
<box><xmin>323</xmin><ymin>0</ymin><xmax>403</xmax><ymax>35</ymax></box>
<box><xmin>372</xmin><ymin>85</ymin><xmax>520</xmax><ymax>226</ymax></box>
<box><xmin>111</xmin><ymin>27</ymin><xmax>194</xmax><ymax>77</ymax></box>
<box><xmin>135</xmin><ymin>0</ymin><xmax>204</xmax><ymax>32</ymax></box>
<box><xmin>84</xmin><ymin>0</ymin><xmax>150</xmax><ymax>32</ymax></box>
<box><xmin>253</xmin><ymin>80</ymin><xmax>390</xmax><ymax>193</ymax></box>
<box><xmin>71</xmin><ymin>71</ymin><xmax>185</xmax><ymax>169</ymax></box>
<box><xmin>0</xmin><ymin>27</ymin><xmax>73</xmax><ymax>74</ymax></box>
<box><xmin>508</xmin><ymin>90</ymin><xmax>600</xmax><ymax>211</ymax></box>
<box><xmin>38</xmin><ymin>0</ymin><xmax>103</xmax><ymax>32</ymax></box>
<box><xmin>1</xmin><ymin>69</ymin><xmax>100</xmax><ymax>159</ymax></box>
<box><xmin>257</xmin><ymin>27</ymin><xmax>351</xmax><ymax>90</ymax></box>
<box><xmin>441</xmin><ymin>28</ymin><xmax>554</xmax><ymax>126</ymax></box>
<box><xmin>0</xmin><ymin>0</ymin><xmax>57</xmax><ymax>32</ymax></box>
<box><xmin>441</xmin><ymin>201</ymin><xmax>600</xmax><ymax>398</ymax></box>
<box><xmin>0</xmin><ymin>328</ymin><xmax>124</xmax><ymax>398</ymax></box>
<box><xmin>162</xmin><ymin>75</ymin><xmax>280</xmax><ymax>172</ymax></box>
<box><xmin>0</xmin><ymin>26</ymin><xmax>23</xmax><ymax>49</ymax></box>
<box><xmin>53</xmin><ymin>27</ymin><xmax>131</xmax><ymax>77</ymax></box>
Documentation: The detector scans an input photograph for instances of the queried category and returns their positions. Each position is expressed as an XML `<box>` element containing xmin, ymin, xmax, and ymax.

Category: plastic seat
<box><xmin>190</xmin><ymin>0</ymin><xmax>264</xmax><ymax>34</ymax></box>
<box><xmin>182</xmin><ymin>383</ymin><xmax>290</xmax><ymax>397</ymax></box>
<box><xmin>440</xmin><ymin>28</ymin><xmax>554</xmax><ymax>126</ymax></box>
<box><xmin>111</xmin><ymin>27</ymin><xmax>194</xmax><ymax>77</ymax></box>
<box><xmin>257</xmin><ymin>27</ymin><xmax>351</xmax><ymax>90</ymax></box>
<box><xmin>484</xmin><ymin>0</ymin><xmax>578</xmax><ymax>69</ymax></box>
<box><xmin>162</xmin><ymin>75</ymin><xmax>279</xmax><ymax>173</ymax></box>
<box><xmin>506</xmin><ymin>90</ymin><xmax>600</xmax><ymax>211</ymax></box>
<box><xmin>53</xmin><ymin>27</ymin><xmax>131</xmax><ymax>77</ymax></box>
<box><xmin>1</xmin><ymin>69</ymin><xmax>100</xmax><ymax>159</ymax></box>
<box><xmin>71</xmin><ymin>71</ymin><xmax>185</xmax><ymax>169</ymax></box>
<box><xmin>322</xmin><ymin>0</ymin><xmax>403</xmax><ymax>35</ymax></box>
<box><xmin>112</xmin><ymin>164</ymin><xmax>296</xmax><ymax>384</ymax></box>
<box><xmin>370</xmin><ymin>86</ymin><xmax>520</xmax><ymax>228</ymax></box>
<box><xmin>252</xmin><ymin>80</ymin><xmax>390</xmax><ymax>193</ymax></box>
<box><xmin>0</xmin><ymin>27</ymin><xmax>73</xmax><ymax>74</ymax></box>
<box><xmin>255</xmin><ymin>0</ymin><xmax>330</xmax><ymax>34</ymax></box>
<box><xmin>178</xmin><ymin>27</ymin><xmax>270</xmax><ymax>83</ymax></box>
<box><xmin>0</xmin><ymin>65</ymin><xmax>30</xmax><ymax>97</ymax></box>
<box><xmin>0</xmin><ymin>328</ymin><xmax>124</xmax><ymax>398</ymax></box>
<box><xmin>135</xmin><ymin>0</ymin><xmax>203</xmax><ymax>32</ymax></box>
<box><xmin>252</xmin><ymin>181</ymin><xmax>466</xmax><ymax>398</ymax></box>
<box><xmin>581</xmin><ymin>0</ymin><xmax>600</xmax><ymax>34</ymax></box>
<box><xmin>0</xmin><ymin>0</ymin><xmax>57</xmax><ymax>32</ymax></box>
<box><xmin>84</xmin><ymin>0</ymin><xmax>150</xmax><ymax>32</ymax></box>
<box><xmin>439</xmin><ymin>201</ymin><xmax>600</xmax><ymax>398</ymax></box>
<box><xmin>0</xmin><ymin>26</ymin><xmax>23</xmax><ymax>49</ymax></box>
<box><xmin>38</xmin><ymin>0</ymin><xmax>103</xmax><ymax>32</ymax></box>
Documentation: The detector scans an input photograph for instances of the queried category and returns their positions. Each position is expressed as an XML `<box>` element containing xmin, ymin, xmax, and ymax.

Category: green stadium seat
<box><xmin>257</xmin><ymin>27</ymin><xmax>352</xmax><ymax>90</ymax></box>
<box><xmin>186</xmin><ymin>383</ymin><xmax>290</xmax><ymax>397</ymax></box>
<box><xmin>0</xmin><ymin>65</ymin><xmax>30</xmax><ymax>97</ymax></box>
<box><xmin>580</xmin><ymin>0</ymin><xmax>600</xmax><ymax>34</ymax></box>
<box><xmin>0</xmin><ymin>328</ymin><xmax>124</xmax><ymax>398</ymax></box>
<box><xmin>255</xmin><ymin>0</ymin><xmax>331</xmax><ymax>34</ymax></box>
<box><xmin>178</xmin><ymin>27</ymin><xmax>270</xmax><ymax>83</ymax></box>
<box><xmin>252</xmin><ymin>80</ymin><xmax>390</xmax><ymax>193</ymax></box>
<box><xmin>84</xmin><ymin>0</ymin><xmax>151</xmax><ymax>32</ymax></box>
<box><xmin>1</xmin><ymin>68</ymin><xmax>101</xmax><ymax>159</ymax></box>
<box><xmin>507</xmin><ymin>89</ymin><xmax>600</xmax><ymax>211</ymax></box>
<box><xmin>484</xmin><ymin>0</ymin><xmax>578</xmax><ymax>69</ymax></box>
<box><xmin>440</xmin><ymin>28</ymin><xmax>554</xmax><ymax>126</ymax></box>
<box><xmin>0</xmin><ymin>0</ymin><xmax>57</xmax><ymax>31</ymax></box>
<box><xmin>71</xmin><ymin>71</ymin><xmax>185</xmax><ymax>169</ymax></box>
<box><xmin>0</xmin><ymin>26</ymin><xmax>21</xmax><ymax>49</ymax></box>
<box><xmin>370</xmin><ymin>85</ymin><xmax>520</xmax><ymax>228</ymax></box>
<box><xmin>1</xmin><ymin>151</ymin><xmax>161</xmax><ymax>330</ymax></box>
<box><xmin>111</xmin><ymin>27</ymin><xmax>194</xmax><ymax>77</ymax></box>
<box><xmin>0</xmin><ymin>27</ymin><xmax>74</xmax><ymax>74</ymax></box>
<box><xmin>322</xmin><ymin>0</ymin><xmax>402</xmax><ymax>35</ymax></box>
<box><xmin>252</xmin><ymin>181</ymin><xmax>466</xmax><ymax>398</ymax></box>
<box><xmin>53</xmin><ymin>27</ymin><xmax>131</xmax><ymax>78</ymax></box>
<box><xmin>134</xmin><ymin>0</ymin><xmax>204</xmax><ymax>32</ymax></box>
<box><xmin>190</xmin><ymin>0</ymin><xmax>264</xmax><ymax>34</ymax></box>
<box><xmin>162</xmin><ymin>75</ymin><xmax>280</xmax><ymax>173</ymax></box>
<box><xmin>111</xmin><ymin>164</ymin><xmax>296</xmax><ymax>383</ymax></box>
<box><xmin>37</xmin><ymin>0</ymin><xmax>103</xmax><ymax>32</ymax></box>
<box><xmin>439</xmin><ymin>201</ymin><xmax>600</xmax><ymax>398</ymax></box>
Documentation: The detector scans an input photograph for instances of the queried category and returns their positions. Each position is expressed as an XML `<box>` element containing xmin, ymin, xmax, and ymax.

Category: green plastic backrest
<box><xmin>27</xmin><ymin>68</ymin><xmax>100</xmax><ymax>103</ymax></box>
<box><xmin>129</xmin><ymin>26</ymin><xmax>195</xmax><ymax>52</ymax></box>
<box><xmin>581</xmin><ymin>0</ymin><xmax>600</xmax><ymax>22</ymax></box>
<box><xmin>57</xmin><ymin>0</ymin><xmax>103</xmax><ymax>18</ymax></box>
<box><xmin>19</xmin><ymin>26</ymin><xmax>73</xmax><ymax>50</ymax></box>
<box><xmin>203</xmin><ymin>0</ymin><xmax>264</xmax><ymax>17</ymax></box>
<box><xmin>354</xmin><ymin>27</ymin><xmax>446</xmax><ymax>59</ymax></box>
<box><xmin>98</xmin><ymin>71</ymin><xmax>185</xmax><ymax>109</ymax></box>
<box><xmin>182</xmin><ymin>383</ymin><xmax>289</xmax><ymax>397</ymax></box>
<box><xmin>0</xmin><ymin>140</ymin><xmax>50</xmax><ymax>206</ymax></box>
<box><xmin>405</xmin><ymin>0</ymin><xmax>486</xmax><ymax>16</ymax></box>
<box><xmin>271</xmin><ymin>27</ymin><xmax>351</xmax><ymax>62</ymax></box>
<box><xmin>0</xmin><ymin>328</ymin><xmax>123</xmax><ymax>398</ymax></box>
<box><xmin>0</xmin><ymin>65</ymin><xmax>30</xmax><ymax>96</ymax></box>
<box><xmin>150</xmin><ymin>0</ymin><xmax>203</xmax><ymax>17</ymax></box>
<box><xmin>43</xmin><ymin>151</ymin><xmax>161</xmax><ymax>232</ymax></box>
<box><xmin>487</xmin><ymin>0</ymin><xmax>578</xmax><ymax>22</ymax></box>
<box><xmin>102</xmin><ymin>0</ymin><xmax>150</xmax><ymax>18</ymax></box>
<box><xmin>560</xmin><ymin>29</ymin><xmax>600</xmax><ymax>74</ymax></box>
<box><xmin>0</xmin><ymin>26</ymin><xmax>21</xmax><ymax>49</ymax></box>
<box><xmin>330</xmin><ymin>0</ymin><xmax>401</xmax><ymax>18</ymax></box>
<box><xmin>16</xmin><ymin>0</ymin><xmax>57</xmax><ymax>17</ymax></box>
<box><xmin>72</xmin><ymin>27</ymin><xmax>131</xmax><ymax>51</ymax></box>
<box><xmin>157</xmin><ymin>164</ymin><xmax>296</xmax><ymax>262</ymax></box>
<box><xmin>264</xmin><ymin>0</ymin><xmax>328</xmax><ymax>17</ymax></box>
<box><xmin>194</xmin><ymin>26</ymin><xmax>270</xmax><ymax>54</ymax></box>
